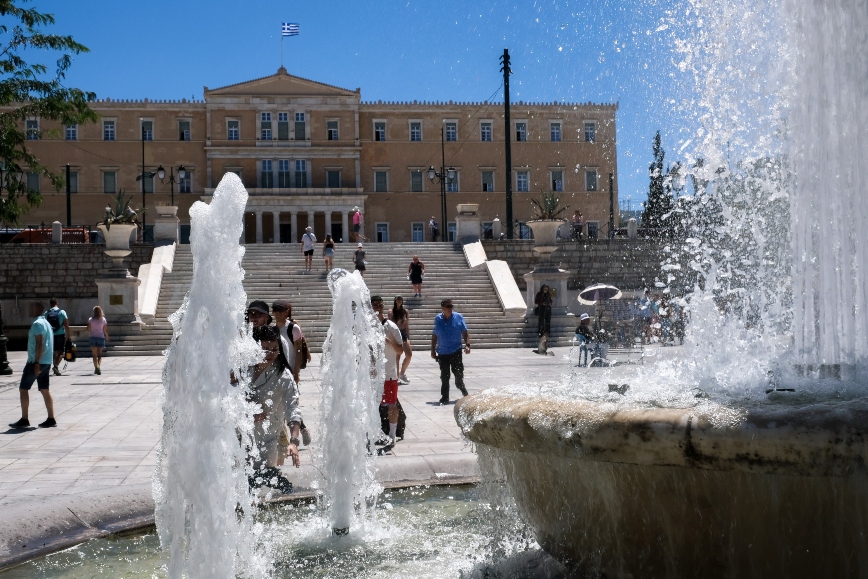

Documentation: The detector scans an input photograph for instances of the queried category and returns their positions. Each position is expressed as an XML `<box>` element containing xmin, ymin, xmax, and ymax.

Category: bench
<box><xmin>568</xmin><ymin>337</ymin><xmax>646</xmax><ymax>366</ymax></box>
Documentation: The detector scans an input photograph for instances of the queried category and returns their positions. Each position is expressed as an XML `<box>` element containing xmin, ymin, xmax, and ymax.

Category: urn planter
<box><xmin>526</xmin><ymin>219</ymin><xmax>565</xmax><ymax>260</ymax></box>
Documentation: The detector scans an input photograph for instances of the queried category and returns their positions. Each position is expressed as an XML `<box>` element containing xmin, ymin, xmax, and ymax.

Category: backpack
<box><xmin>45</xmin><ymin>309</ymin><xmax>61</xmax><ymax>331</ymax></box>
<box><xmin>289</xmin><ymin>320</ymin><xmax>310</xmax><ymax>370</ymax></box>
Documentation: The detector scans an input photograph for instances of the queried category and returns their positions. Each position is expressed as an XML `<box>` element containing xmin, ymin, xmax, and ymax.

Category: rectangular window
<box><xmin>65</xmin><ymin>125</ymin><xmax>77</xmax><ymax>141</ymax></box>
<box><xmin>480</xmin><ymin>122</ymin><xmax>492</xmax><ymax>142</ymax></box>
<box><xmin>584</xmin><ymin>122</ymin><xmax>596</xmax><ymax>143</ymax></box>
<box><xmin>178</xmin><ymin>120</ymin><xmax>191</xmax><ymax>141</ymax></box>
<box><xmin>294</xmin><ymin>159</ymin><xmax>307</xmax><ymax>188</ymax></box>
<box><xmin>67</xmin><ymin>171</ymin><xmax>78</xmax><ymax>193</ymax></box>
<box><xmin>179</xmin><ymin>170</ymin><xmax>191</xmax><ymax>193</ymax></box>
<box><xmin>278</xmin><ymin>159</ymin><xmax>291</xmax><ymax>188</ymax></box>
<box><xmin>25</xmin><ymin>119</ymin><xmax>39</xmax><ymax>140</ymax></box>
<box><xmin>585</xmin><ymin>170</ymin><xmax>598</xmax><ymax>191</ymax></box>
<box><xmin>103</xmin><ymin>120</ymin><xmax>115</xmax><ymax>141</ymax></box>
<box><xmin>261</xmin><ymin>159</ymin><xmax>274</xmax><ymax>188</ymax></box>
<box><xmin>550</xmin><ymin>122</ymin><xmax>562</xmax><ymax>142</ymax></box>
<box><xmin>481</xmin><ymin>171</ymin><xmax>494</xmax><ymax>192</ymax></box>
<box><xmin>410</xmin><ymin>170</ymin><xmax>423</xmax><ymax>192</ymax></box>
<box><xmin>374</xmin><ymin>171</ymin><xmax>387</xmax><ymax>192</ymax></box>
<box><xmin>374</xmin><ymin>121</ymin><xmax>386</xmax><ymax>142</ymax></box>
<box><xmin>375</xmin><ymin>223</ymin><xmax>389</xmax><ymax>243</ymax></box>
<box><xmin>552</xmin><ymin>170</ymin><xmax>564</xmax><ymax>192</ymax></box>
<box><xmin>515</xmin><ymin>122</ymin><xmax>527</xmax><ymax>142</ymax></box>
<box><xmin>447</xmin><ymin>222</ymin><xmax>457</xmax><ymax>242</ymax></box>
<box><xmin>326</xmin><ymin>170</ymin><xmax>341</xmax><ymax>188</ymax></box>
<box><xmin>141</xmin><ymin>120</ymin><xmax>153</xmax><ymax>141</ymax></box>
<box><xmin>445</xmin><ymin>122</ymin><xmax>457</xmax><ymax>142</ymax></box>
<box><xmin>25</xmin><ymin>171</ymin><xmax>39</xmax><ymax>191</ymax></box>
<box><xmin>261</xmin><ymin>112</ymin><xmax>272</xmax><ymax>141</ymax></box>
<box><xmin>227</xmin><ymin>119</ymin><xmax>239</xmax><ymax>140</ymax></box>
<box><xmin>143</xmin><ymin>173</ymin><xmax>154</xmax><ymax>193</ymax></box>
<box><xmin>516</xmin><ymin>171</ymin><xmax>529</xmax><ymax>192</ymax></box>
<box><xmin>411</xmin><ymin>222</ymin><xmax>424</xmax><ymax>242</ymax></box>
<box><xmin>294</xmin><ymin>112</ymin><xmax>305</xmax><ymax>141</ymax></box>
<box><xmin>327</xmin><ymin>120</ymin><xmax>339</xmax><ymax>141</ymax></box>
<box><xmin>410</xmin><ymin>121</ymin><xmax>421</xmax><ymax>142</ymax></box>
<box><xmin>278</xmin><ymin>112</ymin><xmax>289</xmax><ymax>140</ymax></box>
<box><xmin>587</xmin><ymin>221</ymin><xmax>600</xmax><ymax>239</ymax></box>
<box><xmin>446</xmin><ymin>172</ymin><xmax>459</xmax><ymax>192</ymax></box>
<box><xmin>103</xmin><ymin>171</ymin><xmax>116</xmax><ymax>194</ymax></box>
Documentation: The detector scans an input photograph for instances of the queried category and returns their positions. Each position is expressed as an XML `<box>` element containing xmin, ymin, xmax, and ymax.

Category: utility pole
<box><xmin>65</xmin><ymin>164</ymin><xmax>71</xmax><ymax>227</ymax></box>
<box><xmin>500</xmin><ymin>48</ymin><xmax>513</xmax><ymax>239</ymax></box>
<box><xmin>609</xmin><ymin>172</ymin><xmax>615</xmax><ymax>239</ymax></box>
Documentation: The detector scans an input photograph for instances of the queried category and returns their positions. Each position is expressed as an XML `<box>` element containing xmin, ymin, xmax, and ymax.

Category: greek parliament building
<box><xmin>15</xmin><ymin>67</ymin><xmax>618</xmax><ymax>243</ymax></box>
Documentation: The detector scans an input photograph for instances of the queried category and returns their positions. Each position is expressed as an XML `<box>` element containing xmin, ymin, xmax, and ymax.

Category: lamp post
<box><xmin>136</xmin><ymin>124</ymin><xmax>157</xmax><ymax>242</ymax></box>
<box><xmin>157</xmin><ymin>165</ymin><xmax>186</xmax><ymax>206</ymax></box>
<box><xmin>427</xmin><ymin>126</ymin><xmax>456</xmax><ymax>243</ymax></box>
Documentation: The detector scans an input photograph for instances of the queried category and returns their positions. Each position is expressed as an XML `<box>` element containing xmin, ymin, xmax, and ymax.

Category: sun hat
<box><xmin>247</xmin><ymin>300</ymin><xmax>269</xmax><ymax>315</ymax></box>
<box><xmin>357</xmin><ymin>243</ymin><xmax>363</xmax><ymax>247</ymax></box>
<box><xmin>580</xmin><ymin>313</ymin><xmax>590</xmax><ymax>320</ymax></box>
<box><xmin>305</xmin><ymin>226</ymin><xmax>312</xmax><ymax>231</ymax></box>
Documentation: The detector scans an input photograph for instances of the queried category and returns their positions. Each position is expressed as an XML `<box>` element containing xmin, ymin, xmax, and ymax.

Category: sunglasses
<box><xmin>262</xmin><ymin>346</ymin><xmax>280</xmax><ymax>354</ymax></box>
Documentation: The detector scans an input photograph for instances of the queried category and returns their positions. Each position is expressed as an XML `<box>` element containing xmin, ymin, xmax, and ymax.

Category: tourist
<box><xmin>429</xmin><ymin>216</ymin><xmax>439</xmax><ymax>242</ymax></box>
<box><xmin>534</xmin><ymin>284</ymin><xmax>553</xmax><ymax>337</ymax></box>
<box><xmin>371</xmin><ymin>295</ymin><xmax>404</xmax><ymax>445</ymax></box>
<box><xmin>246</xmin><ymin>300</ymin><xmax>272</xmax><ymax>330</ymax></box>
<box><xmin>44</xmin><ymin>298</ymin><xmax>70</xmax><ymax>376</ymax></box>
<box><xmin>575</xmin><ymin>312</ymin><xmax>595</xmax><ymax>367</ymax></box>
<box><xmin>247</xmin><ymin>325</ymin><xmax>300</xmax><ymax>494</ymax></box>
<box><xmin>571</xmin><ymin>210</ymin><xmax>584</xmax><ymax>240</ymax></box>
<box><xmin>9</xmin><ymin>302</ymin><xmax>56</xmax><ymax>429</ymax></box>
<box><xmin>87</xmin><ymin>306</ymin><xmax>109</xmax><ymax>375</ymax></box>
<box><xmin>352</xmin><ymin>206</ymin><xmax>367</xmax><ymax>242</ymax></box>
<box><xmin>389</xmin><ymin>296</ymin><xmax>412</xmax><ymax>384</ymax></box>
<box><xmin>301</xmin><ymin>226</ymin><xmax>317</xmax><ymax>272</ymax></box>
<box><xmin>431</xmin><ymin>299</ymin><xmax>470</xmax><ymax>405</ymax></box>
<box><xmin>323</xmin><ymin>234</ymin><xmax>335</xmax><ymax>271</ymax></box>
<box><xmin>408</xmin><ymin>254</ymin><xmax>425</xmax><ymax>297</ymax></box>
<box><xmin>354</xmin><ymin>243</ymin><xmax>366</xmax><ymax>277</ymax></box>
<box><xmin>271</xmin><ymin>300</ymin><xmax>311</xmax><ymax>447</ymax></box>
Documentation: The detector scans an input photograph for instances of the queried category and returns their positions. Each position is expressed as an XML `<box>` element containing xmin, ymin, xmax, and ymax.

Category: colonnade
<box><xmin>245</xmin><ymin>206</ymin><xmax>355</xmax><ymax>244</ymax></box>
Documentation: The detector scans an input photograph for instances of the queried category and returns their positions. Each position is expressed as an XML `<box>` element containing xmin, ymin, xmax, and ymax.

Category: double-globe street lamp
<box><xmin>427</xmin><ymin>126</ymin><xmax>456</xmax><ymax>243</ymax></box>
<box><xmin>136</xmin><ymin>125</ymin><xmax>186</xmax><ymax>241</ymax></box>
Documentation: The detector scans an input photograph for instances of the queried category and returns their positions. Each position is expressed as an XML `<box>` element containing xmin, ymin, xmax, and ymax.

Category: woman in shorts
<box><xmin>323</xmin><ymin>234</ymin><xmax>335</xmax><ymax>271</ymax></box>
<box><xmin>389</xmin><ymin>296</ymin><xmax>412</xmax><ymax>384</ymax></box>
<box><xmin>87</xmin><ymin>306</ymin><xmax>109</xmax><ymax>375</ymax></box>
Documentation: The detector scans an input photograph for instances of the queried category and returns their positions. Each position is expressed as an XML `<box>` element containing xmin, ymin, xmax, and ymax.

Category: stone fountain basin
<box><xmin>456</xmin><ymin>391</ymin><xmax>868</xmax><ymax>578</ymax></box>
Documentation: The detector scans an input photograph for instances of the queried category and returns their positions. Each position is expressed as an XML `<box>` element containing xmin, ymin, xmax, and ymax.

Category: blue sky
<box><xmin>35</xmin><ymin>0</ymin><xmax>690</xmax><ymax>208</ymax></box>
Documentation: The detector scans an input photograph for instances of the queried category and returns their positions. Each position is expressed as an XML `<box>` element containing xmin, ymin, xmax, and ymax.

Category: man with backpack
<box><xmin>270</xmin><ymin>299</ymin><xmax>311</xmax><ymax>447</ymax></box>
<box><xmin>44</xmin><ymin>298</ymin><xmax>70</xmax><ymax>376</ymax></box>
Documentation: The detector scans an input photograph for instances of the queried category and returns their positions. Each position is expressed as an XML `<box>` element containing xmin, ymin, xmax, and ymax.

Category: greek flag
<box><xmin>282</xmin><ymin>23</ymin><xmax>299</xmax><ymax>36</ymax></box>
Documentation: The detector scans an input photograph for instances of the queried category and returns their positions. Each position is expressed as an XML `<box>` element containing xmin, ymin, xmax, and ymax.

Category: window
<box><xmin>103</xmin><ymin>120</ymin><xmax>115</xmax><ymax>141</ymax></box>
<box><xmin>375</xmin><ymin>223</ymin><xmax>389</xmax><ymax>243</ymax></box>
<box><xmin>480</xmin><ymin>122</ymin><xmax>492</xmax><ymax>142</ymax></box>
<box><xmin>447</xmin><ymin>222</ymin><xmax>457</xmax><ymax>242</ymax></box>
<box><xmin>374</xmin><ymin>121</ymin><xmax>386</xmax><ymax>142</ymax></box>
<box><xmin>584</xmin><ymin>121</ymin><xmax>596</xmax><ymax>143</ymax></box>
<box><xmin>446</xmin><ymin>172</ymin><xmax>459</xmax><ymax>192</ymax></box>
<box><xmin>515</xmin><ymin>122</ymin><xmax>527</xmax><ymax>142</ymax></box>
<box><xmin>587</xmin><ymin>221</ymin><xmax>600</xmax><ymax>239</ymax></box>
<box><xmin>294</xmin><ymin>112</ymin><xmax>306</xmax><ymax>141</ymax></box>
<box><xmin>326</xmin><ymin>170</ymin><xmax>341</xmax><ymax>188</ymax></box>
<box><xmin>25</xmin><ymin>172</ymin><xmax>39</xmax><ymax>192</ymax></box>
<box><xmin>178</xmin><ymin>120</ymin><xmax>191</xmax><ymax>141</ymax></box>
<box><xmin>227</xmin><ymin>119</ymin><xmax>239</xmax><ymax>140</ymax></box>
<box><xmin>445</xmin><ymin>122</ymin><xmax>457</xmax><ymax>142</ymax></box>
<box><xmin>141</xmin><ymin>120</ymin><xmax>153</xmax><ymax>141</ymax></box>
<box><xmin>25</xmin><ymin>119</ymin><xmax>38</xmax><ymax>140</ymax></box>
<box><xmin>552</xmin><ymin>170</ymin><xmax>564</xmax><ymax>192</ymax></box>
<box><xmin>103</xmin><ymin>171</ymin><xmax>117</xmax><ymax>194</ymax></box>
<box><xmin>179</xmin><ymin>170</ymin><xmax>192</xmax><ymax>193</ymax></box>
<box><xmin>278</xmin><ymin>160</ymin><xmax>291</xmax><ymax>188</ymax></box>
<box><xmin>516</xmin><ymin>171</ymin><xmax>529</xmax><ymax>192</ymax></box>
<box><xmin>278</xmin><ymin>112</ymin><xmax>289</xmax><ymax>141</ymax></box>
<box><xmin>67</xmin><ymin>171</ymin><xmax>78</xmax><ymax>194</ymax></box>
<box><xmin>410</xmin><ymin>170</ymin><xmax>423</xmax><ymax>192</ymax></box>
<box><xmin>550</xmin><ymin>122</ymin><xmax>562</xmax><ymax>142</ymax></box>
<box><xmin>65</xmin><ymin>125</ymin><xmax>77</xmax><ymax>141</ymax></box>
<box><xmin>294</xmin><ymin>160</ymin><xmax>307</xmax><ymax>188</ymax></box>
<box><xmin>481</xmin><ymin>171</ymin><xmax>494</xmax><ymax>192</ymax></box>
<box><xmin>412</xmin><ymin>222</ymin><xmax>424</xmax><ymax>242</ymax></box>
<box><xmin>585</xmin><ymin>170</ymin><xmax>598</xmax><ymax>191</ymax></box>
<box><xmin>261</xmin><ymin>159</ymin><xmax>274</xmax><ymax>188</ymax></box>
<box><xmin>143</xmin><ymin>173</ymin><xmax>154</xmax><ymax>193</ymax></box>
<box><xmin>374</xmin><ymin>170</ymin><xmax>388</xmax><ymax>192</ymax></box>
<box><xmin>261</xmin><ymin>112</ymin><xmax>272</xmax><ymax>141</ymax></box>
<box><xmin>410</xmin><ymin>121</ymin><xmax>421</xmax><ymax>142</ymax></box>
<box><xmin>327</xmin><ymin>120</ymin><xmax>339</xmax><ymax>141</ymax></box>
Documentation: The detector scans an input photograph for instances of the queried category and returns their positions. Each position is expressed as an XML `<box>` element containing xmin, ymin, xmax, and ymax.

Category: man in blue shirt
<box><xmin>44</xmin><ymin>298</ymin><xmax>70</xmax><ymax>376</ymax></box>
<box><xmin>430</xmin><ymin>299</ymin><xmax>471</xmax><ymax>405</ymax></box>
<box><xmin>9</xmin><ymin>302</ymin><xmax>57</xmax><ymax>429</ymax></box>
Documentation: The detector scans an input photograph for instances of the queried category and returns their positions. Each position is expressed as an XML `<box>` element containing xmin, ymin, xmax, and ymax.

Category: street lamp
<box><xmin>156</xmin><ymin>165</ymin><xmax>186</xmax><ymax>206</ymax></box>
<box><xmin>135</xmin><ymin>123</ymin><xmax>157</xmax><ymax>242</ymax></box>
<box><xmin>427</xmin><ymin>126</ymin><xmax>456</xmax><ymax>243</ymax></box>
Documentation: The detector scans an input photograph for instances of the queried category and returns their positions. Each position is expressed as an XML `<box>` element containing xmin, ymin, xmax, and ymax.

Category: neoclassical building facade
<box><xmin>12</xmin><ymin>68</ymin><xmax>618</xmax><ymax>243</ymax></box>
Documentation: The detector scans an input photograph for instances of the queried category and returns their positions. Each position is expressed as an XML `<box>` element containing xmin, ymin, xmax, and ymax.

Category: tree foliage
<box><xmin>641</xmin><ymin>130</ymin><xmax>676</xmax><ymax>231</ymax></box>
<box><xmin>0</xmin><ymin>0</ymin><xmax>97</xmax><ymax>225</ymax></box>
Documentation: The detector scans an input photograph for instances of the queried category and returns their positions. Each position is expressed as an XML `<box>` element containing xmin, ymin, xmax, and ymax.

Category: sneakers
<box><xmin>458</xmin><ymin>385</ymin><xmax>469</xmax><ymax>397</ymax></box>
<box><xmin>95</xmin><ymin>367</ymin><xmax>101</xmax><ymax>375</ymax></box>
<box><xmin>52</xmin><ymin>365</ymin><xmax>61</xmax><ymax>376</ymax></box>
<box><xmin>301</xmin><ymin>427</ymin><xmax>311</xmax><ymax>446</ymax></box>
<box><xmin>398</xmin><ymin>374</ymin><xmax>410</xmax><ymax>385</ymax></box>
<box><xmin>9</xmin><ymin>418</ymin><xmax>30</xmax><ymax>429</ymax></box>
<box><xmin>439</xmin><ymin>398</ymin><xmax>450</xmax><ymax>405</ymax></box>
<box><xmin>38</xmin><ymin>418</ymin><xmax>57</xmax><ymax>428</ymax></box>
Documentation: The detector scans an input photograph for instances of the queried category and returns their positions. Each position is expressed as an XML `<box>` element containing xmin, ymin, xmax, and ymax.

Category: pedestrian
<box><xmin>352</xmin><ymin>206</ymin><xmax>367</xmax><ymax>242</ymax></box>
<box><xmin>271</xmin><ymin>299</ymin><xmax>311</xmax><ymax>447</ymax></box>
<box><xmin>389</xmin><ymin>296</ymin><xmax>412</xmax><ymax>384</ymax></box>
<box><xmin>323</xmin><ymin>234</ymin><xmax>335</xmax><ymax>271</ymax></box>
<box><xmin>534</xmin><ymin>284</ymin><xmax>553</xmax><ymax>337</ymax></box>
<box><xmin>9</xmin><ymin>302</ymin><xmax>56</xmax><ymax>429</ymax></box>
<box><xmin>575</xmin><ymin>312</ymin><xmax>595</xmax><ymax>367</ymax></box>
<box><xmin>44</xmin><ymin>298</ymin><xmax>70</xmax><ymax>376</ymax></box>
<box><xmin>87</xmin><ymin>306</ymin><xmax>109</xmax><ymax>375</ymax></box>
<box><xmin>371</xmin><ymin>295</ymin><xmax>404</xmax><ymax>445</ymax></box>
<box><xmin>353</xmin><ymin>243</ymin><xmax>366</xmax><ymax>277</ymax></box>
<box><xmin>571</xmin><ymin>210</ymin><xmax>583</xmax><ymax>240</ymax></box>
<box><xmin>301</xmin><ymin>226</ymin><xmax>317</xmax><ymax>272</ymax></box>
<box><xmin>407</xmin><ymin>254</ymin><xmax>425</xmax><ymax>297</ymax></box>
<box><xmin>431</xmin><ymin>298</ymin><xmax>471</xmax><ymax>405</ymax></box>
<box><xmin>429</xmin><ymin>216</ymin><xmax>439</xmax><ymax>242</ymax></box>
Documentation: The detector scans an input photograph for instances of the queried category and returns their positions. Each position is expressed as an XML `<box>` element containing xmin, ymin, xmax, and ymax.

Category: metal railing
<box><xmin>0</xmin><ymin>224</ymin><xmax>99</xmax><ymax>244</ymax></box>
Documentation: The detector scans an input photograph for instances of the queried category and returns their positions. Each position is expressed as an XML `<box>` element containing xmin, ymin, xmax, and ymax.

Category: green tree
<box><xmin>0</xmin><ymin>0</ymin><xmax>97</xmax><ymax>226</ymax></box>
<box><xmin>641</xmin><ymin>130</ymin><xmax>675</xmax><ymax>231</ymax></box>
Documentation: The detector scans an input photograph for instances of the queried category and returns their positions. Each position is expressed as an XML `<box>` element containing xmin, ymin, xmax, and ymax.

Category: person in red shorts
<box><xmin>371</xmin><ymin>295</ymin><xmax>404</xmax><ymax>445</ymax></box>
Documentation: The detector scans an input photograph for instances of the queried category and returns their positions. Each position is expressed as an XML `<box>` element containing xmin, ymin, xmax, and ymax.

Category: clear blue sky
<box><xmin>36</xmin><ymin>0</ymin><xmax>690</xmax><ymax>209</ymax></box>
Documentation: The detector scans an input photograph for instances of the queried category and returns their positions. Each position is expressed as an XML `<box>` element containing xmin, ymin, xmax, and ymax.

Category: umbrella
<box><xmin>577</xmin><ymin>283</ymin><xmax>622</xmax><ymax>305</ymax></box>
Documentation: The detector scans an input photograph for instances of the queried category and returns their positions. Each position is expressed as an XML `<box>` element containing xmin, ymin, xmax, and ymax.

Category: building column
<box><xmin>307</xmin><ymin>211</ymin><xmax>315</xmax><ymax>235</ymax></box>
<box><xmin>342</xmin><ymin>210</ymin><xmax>349</xmax><ymax>243</ymax></box>
<box><xmin>290</xmin><ymin>211</ymin><xmax>298</xmax><ymax>243</ymax></box>
<box><xmin>255</xmin><ymin>211</ymin><xmax>263</xmax><ymax>244</ymax></box>
<box><xmin>325</xmin><ymin>211</ymin><xmax>332</xmax><ymax>238</ymax></box>
<box><xmin>355</xmin><ymin>158</ymin><xmax>361</xmax><ymax>188</ymax></box>
<box><xmin>272</xmin><ymin>211</ymin><xmax>281</xmax><ymax>244</ymax></box>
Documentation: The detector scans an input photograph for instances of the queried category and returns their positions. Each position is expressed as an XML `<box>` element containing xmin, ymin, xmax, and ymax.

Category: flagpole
<box><xmin>281</xmin><ymin>34</ymin><xmax>284</xmax><ymax>67</ymax></box>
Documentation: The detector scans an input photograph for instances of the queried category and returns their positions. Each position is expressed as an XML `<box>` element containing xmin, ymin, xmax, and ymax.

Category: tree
<box><xmin>0</xmin><ymin>0</ymin><xmax>97</xmax><ymax>226</ymax></box>
<box><xmin>641</xmin><ymin>130</ymin><xmax>675</xmax><ymax>231</ymax></box>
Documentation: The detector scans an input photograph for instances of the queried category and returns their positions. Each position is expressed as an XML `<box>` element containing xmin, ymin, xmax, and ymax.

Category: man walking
<box><xmin>44</xmin><ymin>298</ymin><xmax>70</xmax><ymax>376</ymax></box>
<box><xmin>371</xmin><ymin>296</ymin><xmax>404</xmax><ymax>444</ymax></box>
<box><xmin>10</xmin><ymin>302</ymin><xmax>57</xmax><ymax>429</ymax></box>
<box><xmin>431</xmin><ymin>299</ymin><xmax>470</xmax><ymax>405</ymax></box>
<box><xmin>429</xmin><ymin>216</ymin><xmax>439</xmax><ymax>242</ymax></box>
<box><xmin>301</xmin><ymin>226</ymin><xmax>317</xmax><ymax>272</ymax></box>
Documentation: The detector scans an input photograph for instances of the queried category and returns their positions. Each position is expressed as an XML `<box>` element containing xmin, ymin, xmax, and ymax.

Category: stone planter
<box><xmin>456</xmin><ymin>203</ymin><xmax>479</xmax><ymax>215</ymax></box>
<box><xmin>526</xmin><ymin>219</ymin><xmax>565</xmax><ymax>259</ymax></box>
<box><xmin>98</xmin><ymin>223</ymin><xmax>138</xmax><ymax>275</ymax></box>
<box><xmin>154</xmin><ymin>205</ymin><xmax>178</xmax><ymax>219</ymax></box>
